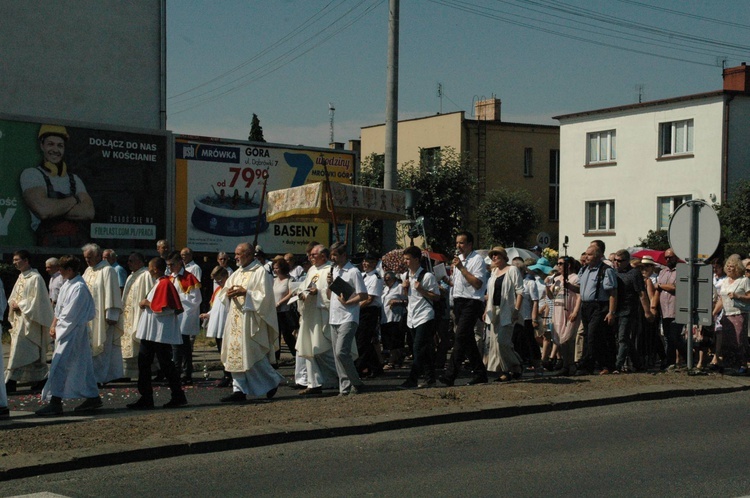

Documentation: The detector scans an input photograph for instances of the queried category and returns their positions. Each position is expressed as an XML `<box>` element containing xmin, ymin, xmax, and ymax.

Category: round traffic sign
<box><xmin>668</xmin><ymin>200</ymin><xmax>721</xmax><ymax>262</ymax></box>
<box><xmin>536</xmin><ymin>232</ymin><xmax>551</xmax><ymax>249</ymax></box>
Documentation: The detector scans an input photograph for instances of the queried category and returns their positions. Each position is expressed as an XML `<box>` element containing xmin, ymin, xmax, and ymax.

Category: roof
<box><xmin>553</xmin><ymin>90</ymin><xmax>730</xmax><ymax>121</ymax></box>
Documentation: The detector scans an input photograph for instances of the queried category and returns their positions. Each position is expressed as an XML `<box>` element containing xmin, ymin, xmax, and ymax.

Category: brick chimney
<box><xmin>723</xmin><ymin>62</ymin><xmax>750</xmax><ymax>92</ymax></box>
<box><xmin>475</xmin><ymin>98</ymin><xmax>501</xmax><ymax>121</ymax></box>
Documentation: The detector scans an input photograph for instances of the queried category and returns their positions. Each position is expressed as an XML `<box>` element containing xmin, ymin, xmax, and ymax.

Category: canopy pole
<box><xmin>322</xmin><ymin>157</ymin><xmax>341</xmax><ymax>243</ymax></box>
<box><xmin>253</xmin><ymin>172</ymin><xmax>269</xmax><ymax>249</ymax></box>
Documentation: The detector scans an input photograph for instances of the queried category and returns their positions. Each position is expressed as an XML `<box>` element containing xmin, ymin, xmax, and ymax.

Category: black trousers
<box><xmin>579</xmin><ymin>301</ymin><xmax>615</xmax><ymax>371</ymax></box>
<box><xmin>445</xmin><ymin>298</ymin><xmax>486</xmax><ymax>380</ymax></box>
<box><xmin>172</xmin><ymin>334</ymin><xmax>194</xmax><ymax>378</ymax></box>
<box><xmin>138</xmin><ymin>340</ymin><xmax>182</xmax><ymax>399</ymax></box>
<box><xmin>355</xmin><ymin>307</ymin><xmax>382</xmax><ymax>374</ymax></box>
<box><xmin>406</xmin><ymin>319</ymin><xmax>436</xmax><ymax>383</ymax></box>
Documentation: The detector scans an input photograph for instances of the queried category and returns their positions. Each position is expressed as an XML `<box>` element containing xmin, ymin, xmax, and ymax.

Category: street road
<box><xmin>4</xmin><ymin>392</ymin><xmax>749</xmax><ymax>497</ymax></box>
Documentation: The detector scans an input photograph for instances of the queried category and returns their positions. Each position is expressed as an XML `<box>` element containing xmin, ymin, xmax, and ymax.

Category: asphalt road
<box><xmin>4</xmin><ymin>391</ymin><xmax>749</xmax><ymax>497</ymax></box>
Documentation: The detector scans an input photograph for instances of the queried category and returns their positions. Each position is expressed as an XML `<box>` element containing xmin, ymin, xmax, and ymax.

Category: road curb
<box><xmin>2</xmin><ymin>382</ymin><xmax>748</xmax><ymax>481</ymax></box>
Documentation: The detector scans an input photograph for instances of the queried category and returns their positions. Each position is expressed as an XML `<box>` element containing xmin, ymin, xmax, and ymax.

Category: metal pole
<box><xmin>687</xmin><ymin>201</ymin><xmax>698</xmax><ymax>369</ymax></box>
<box><xmin>382</xmin><ymin>0</ymin><xmax>399</xmax><ymax>250</ymax></box>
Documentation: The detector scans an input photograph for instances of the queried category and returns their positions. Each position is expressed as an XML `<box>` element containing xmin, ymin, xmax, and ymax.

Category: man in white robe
<box><xmin>37</xmin><ymin>255</ymin><xmax>101</xmax><ymax>416</ymax></box>
<box><xmin>82</xmin><ymin>243</ymin><xmax>123</xmax><ymax>385</ymax></box>
<box><xmin>201</xmin><ymin>266</ymin><xmax>231</xmax><ymax>387</ymax></box>
<box><xmin>5</xmin><ymin>250</ymin><xmax>54</xmax><ymax>394</ymax></box>
<box><xmin>128</xmin><ymin>258</ymin><xmax>187</xmax><ymax>409</ymax></box>
<box><xmin>166</xmin><ymin>251</ymin><xmax>202</xmax><ymax>384</ymax></box>
<box><xmin>118</xmin><ymin>252</ymin><xmax>154</xmax><ymax>380</ymax></box>
<box><xmin>219</xmin><ymin>243</ymin><xmax>284</xmax><ymax>402</ymax></box>
<box><xmin>0</xmin><ymin>278</ymin><xmax>8</xmax><ymax>419</ymax></box>
<box><xmin>295</xmin><ymin>245</ymin><xmax>338</xmax><ymax>396</ymax></box>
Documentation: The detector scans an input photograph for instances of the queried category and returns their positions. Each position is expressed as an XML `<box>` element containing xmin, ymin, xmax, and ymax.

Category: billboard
<box><xmin>0</xmin><ymin>117</ymin><xmax>169</xmax><ymax>252</ymax></box>
<box><xmin>175</xmin><ymin>136</ymin><xmax>356</xmax><ymax>254</ymax></box>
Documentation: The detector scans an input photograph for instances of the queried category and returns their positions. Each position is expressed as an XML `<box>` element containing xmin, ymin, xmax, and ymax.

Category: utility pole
<box><xmin>383</xmin><ymin>0</ymin><xmax>399</xmax><ymax>250</ymax></box>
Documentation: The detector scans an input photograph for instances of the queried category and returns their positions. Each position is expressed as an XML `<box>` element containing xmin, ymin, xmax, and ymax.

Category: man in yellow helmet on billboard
<box><xmin>19</xmin><ymin>125</ymin><xmax>94</xmax><ymax>246</ymax></box>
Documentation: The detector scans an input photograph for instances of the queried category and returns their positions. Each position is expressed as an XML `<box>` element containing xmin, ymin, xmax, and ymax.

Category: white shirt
<box><xmin>452</xmin><ymin>250</ymin><xmax>487</xmax><ymax>301</ymax></box>
<box><xmin>362</xmin><ymin>270</ymin><xmax>383</xmax><ymax>308</ymax></box>
<box><xmin>381</xmin><ymin>281</ymin><xmax>405</xmax><ymax>324</ymax></box>
<box><xmin>328</xmin><ymin>261</ymin><xmax>366</xmax><ymax>325</ymax></box>
<box><xmin>403</xmin><ymin>267</ymin><xmax>438</xmax><ymax>328</ymax></box>
<box><xmin>48</xmin><ymin>271</ymin><xmax>64</xmax><ymax>304</ymax></box>
<box><xmin>184</xmin><ymin>260</ymin><xmax>202</xmax><ymax>281</ymax></box>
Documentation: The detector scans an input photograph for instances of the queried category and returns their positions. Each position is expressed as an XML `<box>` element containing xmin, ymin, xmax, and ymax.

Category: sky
<box><xmin>166</xmin><ymin>0</ymin><xmax>750</xmax><ymax>149</ymax></box>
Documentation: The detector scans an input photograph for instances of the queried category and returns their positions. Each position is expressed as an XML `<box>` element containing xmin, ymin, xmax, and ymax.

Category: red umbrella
<box><xmin>422</xmin><ymin>250</ymin><xmax>449</xmax><ymax>263</ymax></box>
<box><xmin>631</xmin><ymin>249</ymin><xmax>670</xmax><ymax>265</ymax></box>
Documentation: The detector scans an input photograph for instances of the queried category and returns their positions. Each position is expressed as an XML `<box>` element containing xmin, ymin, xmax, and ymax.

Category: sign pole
<box><xmin>686</xmin><ymin>201</ymin><xmax>698</xmax><ymax>370</ymax></box>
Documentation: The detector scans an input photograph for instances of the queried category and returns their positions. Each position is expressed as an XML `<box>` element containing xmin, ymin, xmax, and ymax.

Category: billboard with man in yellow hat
<box><xmin>0</xmin><ymin>117</ymin><xmax>169</xmax><ymax>251</ymax></box>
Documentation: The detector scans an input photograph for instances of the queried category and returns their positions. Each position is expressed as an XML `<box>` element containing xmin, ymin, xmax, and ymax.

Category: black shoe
<box><xmin>266</xmin><ymin>387</ymin><xmax>278</xmax><ymax>399</ymax></box>
<box><xmin>466</xmin><ymin>375</ymin><xmax>488</xmax><ymax>386</ymax></box>
<box><xmin>36</xmin><ymin>402</ymin><xmax>63</xmax><ymax>416</ymax></box>
<box><xmin>399</xmin><ymin>380</ymin><xmax>419</xmax><ymax>389</ymax></box>
<box><xmin>181</xmin><ymin>376</ymin><xmax>193</xmax><ymax>386</ymax></box>
<box><xmin>299</xmin><ymin>386</ymin><xmax>323</xmax><ymax>396</ymax></box>
<box><xmin>438</xmin><ymin>374</ymin><xmax>454</xmax><ymax>387</ymax></box>
<box><xmin>5</xmin><ymin>379</ymin><xmax>17</xmax><ymax>394</ymax></box>
<box><xmin>163</xmin><ymin>394</ymin><xmax>188</xmax><ymax>409</ymax></box>
<box><xmin>220</xmin><ymin>391</ymin><xmax>247</xmax><ymax>403</ymax></box>
<box><xmin>153</xmin><ymin>373</ymin><xmax>166</xmax><ymax>382</ymax></box>
<box><xmin>29</xmin><ymin>379</ymin><xmax>47</xmax><ymax>392</ymax></box>
<box><xmin>214</xmin><ymin>377</ymin><xmax>232</xmax><ymax>388</ymax></box>
<box><xmin>74</xmin><ymin>397</ymin><xmax>103</xmax><ymax>412</ymax></box>
<box><xmin>418</xmin><ymin>379</ymin><xmax>436</xmax><ymax>389</ymax></box>
<box><xmin>290</xmin><ymin>383</ymin><xmax>307</xmax><ymax>390</ymax></box>
<box><xmin>126</xmin><ymin>397</ymin><xmax>155</xmax><ymax>410</ymax></box>
<box><xmin>0</xmin><ymin>406</ymin><xmax>9</xmax><ymax>420</ymax></box>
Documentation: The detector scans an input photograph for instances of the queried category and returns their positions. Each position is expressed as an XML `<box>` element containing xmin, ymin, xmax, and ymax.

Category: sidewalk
<box><xmin>2</xmin><ymin>343</ymin><xmax>750</xmax><ymax>481</ymax></box>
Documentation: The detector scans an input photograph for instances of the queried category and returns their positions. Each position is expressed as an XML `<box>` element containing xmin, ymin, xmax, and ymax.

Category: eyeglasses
<box><xmin>613</xmin><ymin>258</ymin><xmax>626</xmax><ymax>262</ymax></box>
<box><xmin>556</xmin><ymin>262</ymin><xmax>564</xmax><ymax>265</ymax></box>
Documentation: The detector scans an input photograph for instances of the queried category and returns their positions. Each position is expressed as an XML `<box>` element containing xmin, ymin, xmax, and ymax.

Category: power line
<box><xmin>169</xmin><ymin>0</ymin><xmax>384</xmax><ymax>115</ymax></box>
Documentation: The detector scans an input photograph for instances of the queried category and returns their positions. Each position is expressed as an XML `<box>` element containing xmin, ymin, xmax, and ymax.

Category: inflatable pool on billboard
<box><xmin>191</xmin><ymin>189</ymin><xmax>268</xmax><ymax>236</ymax></box>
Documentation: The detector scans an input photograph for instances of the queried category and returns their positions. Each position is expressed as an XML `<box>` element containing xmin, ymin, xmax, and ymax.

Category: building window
<box><xmin>524</xmin><ymin>148</ymin><xmax>533</xmax><ymax>177</ymax></box>
<box><xmin>586</xmin><ymin>130</ymin><xmax>616</xmax><ymax>164</ymax></box>
<box><xmin>659</xmin><ymin>119</ymin><xmax>693</xmax><ymax>156</ymax></box>
<box><xmin>586</xmin><ymin>200</ymin><xmax>615</xmax><ymax>233</ymax></box>
<box><xmin>657</xmin><ymin>195</ymin><xmax>692</xmax><ymax>230</ymax></box>
<box><xmin>419</xmin><ymin>147</ymin><xmax>441</xmax><ymax>170</ymax></box>
<box><xmin>548</xmin><ymin>149</ymin><xmax>559</xmax><ymax>221</ymax></box>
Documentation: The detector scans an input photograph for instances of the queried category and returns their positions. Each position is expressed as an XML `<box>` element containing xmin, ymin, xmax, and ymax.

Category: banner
<box><xmin>175</xmin><ymin>137</ymin><xmax>356</xmax><ymax>254</ymax></box>
<box><xmin>0</xmin><ymin>118</ymin><xmax>168</xmax><ymax>251</ymax></box>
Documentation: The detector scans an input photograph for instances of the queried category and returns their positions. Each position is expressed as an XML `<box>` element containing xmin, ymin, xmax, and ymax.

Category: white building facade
<box><xmin>555</xmin><ymin>64</ymin><xmax>750</xmax><ymax>257</ymax></box>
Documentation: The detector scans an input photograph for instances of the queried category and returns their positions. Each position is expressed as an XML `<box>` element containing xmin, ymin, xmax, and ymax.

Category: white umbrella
<box><xmin>506</xmin><ymin>246</ymin><xmax>539</xmax><ymax>262</ymax></box>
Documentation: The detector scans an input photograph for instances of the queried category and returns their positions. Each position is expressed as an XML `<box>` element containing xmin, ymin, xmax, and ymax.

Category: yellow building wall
<box><xmin>360</xmin><ymin>113</ymin><xmax>559</xmax><ymax>248</ymax></box>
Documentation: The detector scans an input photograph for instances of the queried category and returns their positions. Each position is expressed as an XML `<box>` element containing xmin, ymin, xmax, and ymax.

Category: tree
<box><xmin>353</xmin><ymin>148</ymin><xmax>476</xmax><ymax>255</ymax></box>
<box><xmin>398</xmin><ymin>147</ymin><xmax>476</xmax><ymax>254</ymax></box>
<box><xmin>248</xmin><ymin>113</ymin><xmax>265</xmax><ymax>142</ymax></box>
<box><xmin>636</xmin><ymin>229</ymin><xmax>670</xmax><ymax>250</ymax></box>
<box><xmin>718</xmin><ymin>180</ymin><xmax>750</xmax><ymax>242</ymax></box>
<box><xmin>478</xmin><ymin>187</ymin><xmax>540</xmax><ymax>248</ymax></box>
<box><xmin>355</xmin><ymin>154</ymin><xmax>385</xmax><ymax>254</ymax></box>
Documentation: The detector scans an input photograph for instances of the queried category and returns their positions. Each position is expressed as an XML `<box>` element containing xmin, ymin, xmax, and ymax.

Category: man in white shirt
<box><xmin>356</xmin><ymin>253</ymin><xmax>384</xmax><ymax>378</ymax></box>
<box><xmin>326</xmin><ymin>242</ymin><xmax>367</xmax><ymax>395</ymax></box>
<box><xmin>180</xmin><ymin>247</ymin><xmax>203</xmax><ymax>282</ymax></box>
<box><xmin>399</xmin><ymin>246</ymin><xmax>440</xmax><ymax>389</ymax></box>
<box><xmin>46</xmin><ymin>258</ymin><xmax>64</xmax><ymax>307</ymax></box>
<box><xmin>439</xmin><ymin>231</ymin><xmax>489</xmax><ymax>386</ymax></box>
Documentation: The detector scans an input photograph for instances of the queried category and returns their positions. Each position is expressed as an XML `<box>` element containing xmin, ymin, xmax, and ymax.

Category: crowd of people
<box><xmin>0</xmin><ymin>231</ymin><xmax>742</xmax><ymax>418</ymax></box>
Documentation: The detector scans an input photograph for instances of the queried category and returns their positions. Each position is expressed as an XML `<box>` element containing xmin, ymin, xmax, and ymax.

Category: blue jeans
<box><xmin>615</xmin><ymin>308</ymin><xmax>642</xmax><ymax>370</ymax></box>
